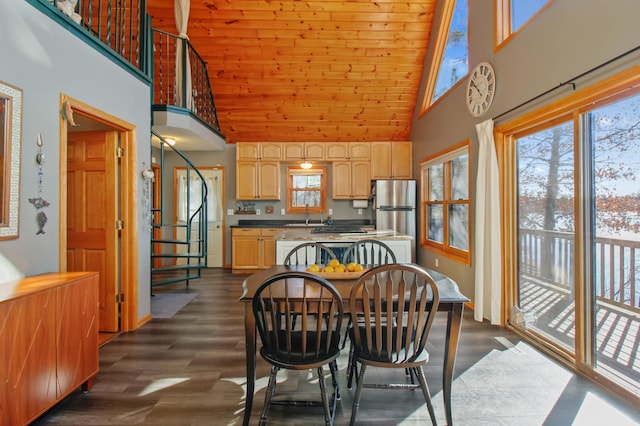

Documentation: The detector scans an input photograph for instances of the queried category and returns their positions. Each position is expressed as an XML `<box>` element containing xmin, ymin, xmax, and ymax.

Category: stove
<box><xmin>311</xmin><ymin>225</ymin><xmax>367</xmax><ymax>234</ymax></box>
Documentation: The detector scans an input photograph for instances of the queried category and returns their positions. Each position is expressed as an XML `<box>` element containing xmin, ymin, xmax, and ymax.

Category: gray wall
<box><xmin>410</xmin><ymin>0</ymin><xmax>640</xmax><ymax>314</ymax></box>
<box><xmin>0</xmin><ymin>2</ymin><xmax>152</xmax><ymax>319</ymax></box>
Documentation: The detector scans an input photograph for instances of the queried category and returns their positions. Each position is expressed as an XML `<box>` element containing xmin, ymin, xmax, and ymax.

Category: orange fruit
<box><xmin>334</xmin><ymin>265</ymin><xmax>345</xmax><ymax>273</ymax></box>
<box><xmin>307</xmin><ymin>264</ymin><xmax>320</xmax><ymax>272</ymax></box>
<box><xmin>328</xmin><ymin>258</ymin><xmax>340</xmax><ymax>268</ymax></box>
<box><xmin>354</xmin><ymin>264</ymin><xmax>364</xmax><ymax>272</ymax></box>
<box><xmin>347</xmin><ymin>262</ymin><xmax>356</xmax><ymax>272</ymax></box>
<box><xmin>323</xmin><ymin>265</ymin><xmax>335</xmax><ymax>273</ymax></box>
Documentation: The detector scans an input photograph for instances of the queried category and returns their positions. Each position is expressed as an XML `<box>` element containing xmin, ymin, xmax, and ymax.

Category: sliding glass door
<box><xmin>509</xmin><ymin>88</ymin><xmax>640</xmax><ymax>398</ymax></box>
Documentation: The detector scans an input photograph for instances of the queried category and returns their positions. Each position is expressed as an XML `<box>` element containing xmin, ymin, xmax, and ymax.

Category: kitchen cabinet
<box><xmin>332</xmin><ymin>161</ymin><xmax>371</xmax><ymax>199</ymax></box>
<box><xmin>325</xmin><ymin>142</ymin><xmax>370</xmax><ymax>161</ymax></box>
<box><xmin>282</xmin><ymin>142</ymin><xmax>325</xmax><ymax>161</ymax></box>
<box><xmin>370</xmin><ymin>141</ymin><xmax>413</xmax><ymax>179</ymax></box>
<box><xmin>236</xmin><ymin>142</ymin><xmax>282</xmax><ymax>160</ymax></box>
<box><xmin>232</xmin><ymin>228</ymin><xmax>284</xmax><ymax>271</ymax></box>
<box><xmin>236</xmin><ymin>161</ymin><xmax>280</xmax><ymax>200</ymax></box>
<box><xmin>0</xmin><ymin>272</ymin><xmax>99</xmax><ymax>425</ymax></box>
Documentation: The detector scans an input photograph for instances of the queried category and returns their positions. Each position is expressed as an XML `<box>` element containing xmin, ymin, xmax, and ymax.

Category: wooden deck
<box><xmin>519</xmin><ymin>277</ymin><xmax>640</xmax><ymax>394</ymax></box>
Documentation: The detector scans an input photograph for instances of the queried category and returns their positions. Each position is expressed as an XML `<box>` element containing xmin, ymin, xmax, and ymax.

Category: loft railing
<box><xmin>519</xmin><ymin>228</ymin><xmax>640</xmax><ymax>311</ymax></box>
<box><xmin>34</xmin><ymin>1</ymin><xmax>222</xmax><ymax>134</ymax></box>
<box><xmin>152</xmin><ymin>29</ymin><xmax>221</xmax><ymax>132</ymax></box>
<box><xmin>39</xmin><ymin>0</ymin><xmax>148</xmax><ymax>74</ymax></box>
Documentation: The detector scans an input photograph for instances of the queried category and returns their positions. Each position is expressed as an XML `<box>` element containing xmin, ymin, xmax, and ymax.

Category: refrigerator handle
<box><xmin>378</xmin><ymin>206</ymin><xmax>414</xmax><ymax>211</ymax></box>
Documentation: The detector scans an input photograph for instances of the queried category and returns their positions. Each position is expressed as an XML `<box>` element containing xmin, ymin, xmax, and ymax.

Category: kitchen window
<box><xmin>420</xmin><ymin>141</ymin><xmax>470</xmax><ymax>264</ymax></box>
<box><xmin>286</xmin><ymin>166</ymin><xmax>327</xmax><ymax>214</ymax></box>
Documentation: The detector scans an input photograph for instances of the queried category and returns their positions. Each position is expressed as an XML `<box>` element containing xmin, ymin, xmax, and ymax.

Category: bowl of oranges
<box><xmin>306</xmin><ymin>258</ymin><xmax>366</xmax><ymax>279</ymax></box>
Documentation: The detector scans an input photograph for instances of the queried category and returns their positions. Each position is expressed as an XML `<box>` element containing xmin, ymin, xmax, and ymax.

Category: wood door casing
<box><xmin>66</xmin><ymin>131</ymin><xmax>119</xmax><ymax>332</ymax></box>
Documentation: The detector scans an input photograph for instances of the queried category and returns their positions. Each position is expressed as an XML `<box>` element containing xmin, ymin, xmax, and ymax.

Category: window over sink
<box><xmin>286</xmin><ymin>166</ymin><xmax>327</xmax><ymax>214</ymax></box>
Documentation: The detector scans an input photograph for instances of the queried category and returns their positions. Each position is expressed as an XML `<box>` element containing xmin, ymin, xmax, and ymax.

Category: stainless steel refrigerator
<box><xmin>373</xmin><ymin>179</ymin><xmax>416</xmax><ymax>261</ymax></box>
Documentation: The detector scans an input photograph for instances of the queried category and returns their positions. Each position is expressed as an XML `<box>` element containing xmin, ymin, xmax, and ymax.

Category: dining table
<box><xmin>240</xmin><ymin>264</ymin><xmax>470</xmax><ymax>426</ymax></box>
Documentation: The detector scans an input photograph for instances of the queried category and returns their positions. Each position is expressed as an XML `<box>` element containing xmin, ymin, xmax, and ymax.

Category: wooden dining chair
<box><xmin>283</xmin><ymin>242</ymin><xmax>338</xmax><ymax>266</ymax></box>
<box><xmin>340</xmin><ymin>239</ymin><xmax>397</xmax><ymax>349</ymax></box>
<box><xmin>346</xmin><ymin>263</ymin><xmax>440</xmax><ymax>426</ymax></box>
<box><xmin>341</xmin><ymin>239</ymin><xmax>397</xmax><ymax>268</ymax></box>
<box><xmin>252</xmin><ymin>271</ymin><xmax>344</xmax><ymax>426</ymax></box>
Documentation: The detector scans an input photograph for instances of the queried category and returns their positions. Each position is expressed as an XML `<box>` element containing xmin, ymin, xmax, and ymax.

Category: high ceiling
<box><xmin>146</xmin><ymin>0</ymin><xmax>436</xmax><ymax>145</ymax></box>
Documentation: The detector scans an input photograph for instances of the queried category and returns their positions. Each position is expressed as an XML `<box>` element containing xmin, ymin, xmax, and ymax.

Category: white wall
<box><xmin>410</xmin><ymin>0</ymin><xmax>640</xmax><ymax>313</ymax></box>
<box><xmin>0</xmin><ymin>1</ymin><xmax>152</xmax><ymax>320</ymax></box>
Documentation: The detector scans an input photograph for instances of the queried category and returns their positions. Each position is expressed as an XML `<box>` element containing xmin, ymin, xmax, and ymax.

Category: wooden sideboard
<box><xmin>0</xmin><ymin>272</ymin><xmax>99</xmax><ymax>425</ymax></box>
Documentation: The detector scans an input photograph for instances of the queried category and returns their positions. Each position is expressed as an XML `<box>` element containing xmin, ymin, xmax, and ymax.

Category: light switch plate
<box><xmin>227</xmin><ymin>209</ymin><xmax>234</xmax><ymax>215</ymax></box>
<box><xmin>358</xmin><ymin>209</ymin><xmax>363</xmax><ymax>215</ymax></box>
<box><xmin>256</xmin><ymin>209</ymin><xmax>261</xmax><ymax>215</ymax></box>
<box><xmin>329</xmin><ymin>209</ymin><xmax>333</xmax><ymax>215</ymax></box>
<box><xmin>281</xmin><ymin>208</ymin><xmax>286</xmax><ymax>215</ymax></box>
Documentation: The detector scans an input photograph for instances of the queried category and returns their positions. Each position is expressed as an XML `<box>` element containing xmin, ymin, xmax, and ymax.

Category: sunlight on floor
<box><xmin>138</xmin><ymin>377</ymin><xmax>190</xmax><ymax>396</ymax></box>
<box><xmin>573</xmin><ymin>392</ymin><xmax>639</xmax><ymax>426</ymax></box>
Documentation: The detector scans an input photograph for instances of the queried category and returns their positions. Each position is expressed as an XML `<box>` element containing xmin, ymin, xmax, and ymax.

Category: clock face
<box><xmin>466</xmin><ymin>62</ymin><xmax>496</xmax><ymax>117</ymax></box>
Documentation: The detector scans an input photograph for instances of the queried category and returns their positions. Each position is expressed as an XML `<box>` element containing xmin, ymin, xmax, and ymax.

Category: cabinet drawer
<box><xmin>261</xmin><ymin>228</ymin><xmax>284</xmax><ymax>237</ymax></box>
<box><xmin>232</xmin><ymin>228</ymin><xmax>261</xmax><ymax>237</ymax></box>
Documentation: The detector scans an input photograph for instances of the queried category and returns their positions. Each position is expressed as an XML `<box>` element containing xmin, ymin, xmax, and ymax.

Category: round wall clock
<box><xmin>466</xmin><ymin>61</ymin><xmax>496</xmax><ymax>117</ymax></box>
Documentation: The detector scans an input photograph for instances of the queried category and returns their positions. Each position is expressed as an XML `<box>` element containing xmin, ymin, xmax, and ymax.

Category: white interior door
<box><xmin>175</xmin><ymin>167</ymin><xmax>224</xmax><ymax>268</ymax></box>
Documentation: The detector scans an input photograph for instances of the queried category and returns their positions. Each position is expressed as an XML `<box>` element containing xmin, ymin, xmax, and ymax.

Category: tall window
<box><xmin>420</xmin><ymin>0</ymin><xmax>469</xmax><ymax>114</ymax></box>
<box><xmin>496</xmin><ymin>0</ymin><xmax>554</xmax><ymax>48</ymax></box>
<box><xmin>286</xmin><ymin>166</ymin><xmax>326</xmax><ymax>214</ymax></box>
<box><xmin>498</xmin><ymin>68</ymin><xmax>640</xmax><ymax>400</ymax></box>
<box><xmin>420</xmin><ymin>142</ymin><xmax>470</xmax><ymax>264</ymax></box>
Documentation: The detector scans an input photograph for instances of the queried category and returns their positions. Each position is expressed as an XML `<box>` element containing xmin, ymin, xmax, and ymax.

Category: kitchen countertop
<box><xmin>274</xmin><ymin>229</ymin><xmax>413</xmax><ymax>241</ymax></box>
<box><xmin>231</xmin><ymin>219</ymin><xmax>373</xmax><ymax>228</ymax></box>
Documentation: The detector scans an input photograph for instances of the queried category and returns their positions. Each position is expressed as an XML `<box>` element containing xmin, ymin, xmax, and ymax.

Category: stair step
<box><xmin>151</xmin><ymin>252</ymin><xmax>206</xmax><ymax>258</ymax></box>
<box><xmin>152</xmin><ymin>264</ymin><xmax>205</xmax><ymax>273</ymax></box>
<box><xmin>152</xmin><ymin>223</ymin><xmax>189</xmax><ymax>229</ymax></box>
<box><xmin>152</xmin><ymin>239</ymin><xmax>204</xmax><ymax>245</ymax></box>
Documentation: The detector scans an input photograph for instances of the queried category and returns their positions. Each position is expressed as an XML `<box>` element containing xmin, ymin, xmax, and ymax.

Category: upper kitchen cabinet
<box><xmin>332</xmin><ymin>161</ymin><xmax>371</xmax><ymax>199</ymax></box>
<box><xmin>282</xmin><ymin>142</ymin><xmax>325</xmax><ymax>161</ymax></box>
<box><xmin>370</xmin><ymin>141</ymin><xmax>413</xmax><ymax>179</ymax></box>
<box><xmin>236</xmin><ymin>161</ymin><xmax>281</xmax><ymax>200</ymax></box>
<box><xmin>325</xmin><ymin>142</ymin><xmax>370</xmax><ymax>161</ymax></box>
<box><xmin>236</xmin><ymin>142</ymin><xmax>283</xmax><ymax>160</ymax></box>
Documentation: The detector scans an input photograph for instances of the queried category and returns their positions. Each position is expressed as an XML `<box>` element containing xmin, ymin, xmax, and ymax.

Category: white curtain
<box><xmin>175</xmin><ymin>0</ymin><xmax>192</xmax><ymax>109</ymax></box>
<box><xmin>474</xmin><ymin>119</ymin><xmax>502</xmax><ymax>324</ymax></box>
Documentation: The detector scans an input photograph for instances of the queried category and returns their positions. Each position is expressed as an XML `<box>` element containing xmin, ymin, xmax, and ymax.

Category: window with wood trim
<box><xmin>495</xmin><ymin>0</ymin><xmax>554</xmax><ymax>49</ymax></box>
<box><xmin>286</xmin><ymin>166</ymin><xmax>327</xmax><ymax>214</ymax></box>
<box><xmin>420</xmin><ymin>142</ymin><xmax>470</xmax><ymax>264</ymax></box>
<box><xmin>420</xmin><ymin>0</ymin><xmax>469</xmax><ymax>115</ymax></box>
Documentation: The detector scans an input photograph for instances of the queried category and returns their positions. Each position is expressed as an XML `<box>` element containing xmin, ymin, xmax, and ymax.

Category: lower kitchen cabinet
<box><xmin>232</xmin><ymin>228</ymin><xmax>284</xmax><ymax>271</ymax></box>
<box><xmin>0</xmin><ymin>272</ymin><xmax>99</xmax><ymax>425</ymax></box>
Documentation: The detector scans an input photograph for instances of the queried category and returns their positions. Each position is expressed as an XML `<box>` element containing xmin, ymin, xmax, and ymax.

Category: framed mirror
<box><xmin>0</xmin><ymin>80</ymin><xmax>22</xmax><ymax>240</ymax></box>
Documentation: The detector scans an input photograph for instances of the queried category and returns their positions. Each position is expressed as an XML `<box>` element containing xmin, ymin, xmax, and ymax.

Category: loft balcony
<box><xmin>151</xmin><ymin>29</ymin><xmax>225</xmax><ymax>151</ymax></box>
<box><xmin>36</xmin><ymin>0</ymin><xmax>225</xmax><ymax>151</ymax></box>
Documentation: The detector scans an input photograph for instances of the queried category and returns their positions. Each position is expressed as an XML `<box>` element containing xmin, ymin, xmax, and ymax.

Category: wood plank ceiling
<box><xmin>146</xmin><ymin>0</ymin><xmax>436</xmax><ymax>144</ymax></box>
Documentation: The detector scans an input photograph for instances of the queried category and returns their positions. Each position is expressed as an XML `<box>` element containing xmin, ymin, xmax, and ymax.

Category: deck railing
<box><xmin>519</xmin><ymin>228</ymin><xmax>640</xmax><ymax>310</ymax></box>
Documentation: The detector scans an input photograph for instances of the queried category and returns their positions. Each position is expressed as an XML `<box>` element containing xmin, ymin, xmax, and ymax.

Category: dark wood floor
<box><xmin>34</xmin><ymin>269</ymin><xmax>640</xmax><ymax>425</ymax></box>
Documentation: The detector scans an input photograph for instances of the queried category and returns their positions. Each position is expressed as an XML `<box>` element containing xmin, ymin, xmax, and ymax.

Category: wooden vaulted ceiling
<box><xmin>146</xmin><ymin>0</ymin><xmax>436</xmax><ymax>144</ymax></box>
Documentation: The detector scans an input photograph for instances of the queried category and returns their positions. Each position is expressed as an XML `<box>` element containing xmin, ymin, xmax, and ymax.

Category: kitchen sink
<box><xmin>284</xmin><ymin>223</ymin><xmax>324</xmax><ymax>227</ymax></box>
